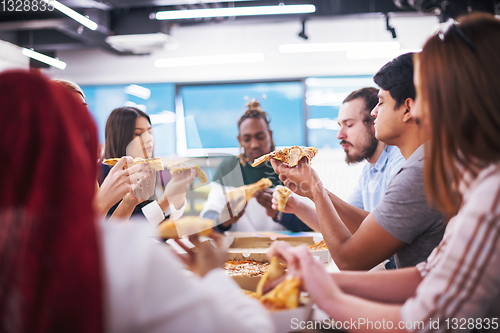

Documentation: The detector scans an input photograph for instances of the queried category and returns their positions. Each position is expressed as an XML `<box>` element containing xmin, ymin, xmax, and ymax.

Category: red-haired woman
<box><xmin>0</xmin><ymin>71</ymin><xmax>272</xmax><ymax>333</ymax></box>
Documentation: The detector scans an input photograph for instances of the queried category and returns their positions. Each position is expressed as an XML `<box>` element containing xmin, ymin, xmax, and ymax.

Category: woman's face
<box><xmin>126</xmin><ymin>116</ymin><xmax>154</xmax><ymax>158</ymax></box>
<box><xmin>237</xmin><ymin>117</ymin><xmax>273</xmax><ymax>164</ymax></box>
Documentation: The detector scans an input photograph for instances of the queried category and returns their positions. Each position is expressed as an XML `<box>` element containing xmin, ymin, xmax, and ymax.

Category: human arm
<box><xmin>268</xmin><ymin>242</ymin><xmax>411</xmax><ymax>333</ymax></box>
<box><xmin>94</xmin><ymin>157</ymin><xmax>137</xmax><ymax>216</ymax></box>
<box><xmin>157</xmin><ymin>168</ymin><xmax>196</xmax><ymax>211</ymax></box>
<box><xmin>271</xmin><ymin>159</ymin><xmax>406</xmax><ymax>270</ymax></box>
<box><xmin>271</xmin><ymin>192</ymin><xmax>321</xmax><ymax>232</ymax></box>
<box><xmin>270</xmin><ymin>159</ymin><xmax>369</xmax><ymax>234</ymax></box>
<box><xmin>101</xmin><ymin>222</ymin><xmax>273</xmax><ymax>333</ymax></box>
<box><xmin>201</xmin><ymin>182</ymin><xmax>246</xmax><ymax>231</ymax></box>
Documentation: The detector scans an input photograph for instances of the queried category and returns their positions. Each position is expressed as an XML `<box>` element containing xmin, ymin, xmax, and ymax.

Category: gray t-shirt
<box><xmin>371</xmin><ymin>145</ymin><xmax>445</xmax><ymax>268</ymax></box>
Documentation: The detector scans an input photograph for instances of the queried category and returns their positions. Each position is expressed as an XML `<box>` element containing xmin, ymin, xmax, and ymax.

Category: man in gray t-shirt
<box><xmin>270</xmin><ymin>53</ymin><xmax>445</xmax><ymax>270</ymax></box>
<box><xmin>372</xmin><ymin>145</ymin><xmax>445</xmax><ymax>268</ymax></box>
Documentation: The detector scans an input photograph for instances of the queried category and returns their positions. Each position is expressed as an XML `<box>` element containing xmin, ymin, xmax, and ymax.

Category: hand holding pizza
<box><xmin>254</xmin><ymin>190</ymin><xmax>279</xmax><ymax>219</ymax></box>
<box><xmin>94</xmin><ymin>156</ymin><xmax>142</xmax><ymax>215</ymax></box>
<box><xmin>163</xmin><ymin>168</ymin><xmax>197</xmax><ymax>208</ymax></box>
<box><xmin>271</xmin><ymin>190</ymin><xmax>297</xmax><ymax>214</ymax></box>
<box><xmin>270</xmin><ymin>158</ymin><xmax>322</xmax><ymax>200</ymax></box>
<box><xmin>268</xmin><ymin>241</ymin><xmax>343</xmax><ymax>310</ymax></box>
<box><xmin>174</xmin><ymin>231</ymin><xmax>227</xmax><ymax>277</ymax></box>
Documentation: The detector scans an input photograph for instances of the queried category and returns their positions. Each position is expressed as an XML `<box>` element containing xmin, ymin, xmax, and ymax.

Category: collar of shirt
<box><xmin>371</xmin><ymin>145</ymin><xmax>392</xmax><ymax>172</ymax></box>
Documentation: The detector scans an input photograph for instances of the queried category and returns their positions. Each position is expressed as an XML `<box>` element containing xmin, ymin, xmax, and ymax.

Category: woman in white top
<box><xmin>0</xmin><ymin>70</ymin><xmax>273</xmax><ymax>333</ymax></box>
<box><xmin>268</xmin><ymin>13</ymin><xmax>500</xmax><ymax>333</ymax></box>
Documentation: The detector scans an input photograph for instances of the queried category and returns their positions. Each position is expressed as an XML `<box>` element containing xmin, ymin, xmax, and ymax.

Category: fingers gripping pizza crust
<box><xmin>157</xmin><ymin>216</ymin><xmax>214</xmax><ymax>239</ymax></box>
<box><xmin>227</xmin><ymin>178</ymin><xmax>273</xmax><ymax>204</ymax></box>
<box><xmin>104</xmin><ymin>157</ymin><xmax>164</xmax><ymax>171</ymax></box>
<box><xmin>167</xmin><ymin>162</ymin><xmax>209</xmax><ymax>184</ymax></box>
<box><xmin>275</xmin><ymin>185</ymin><xmax>292</xmax><ymax>212</ymax></box>
<box><xmin>251</xmin><ymin>146</ymin><xmax>318</xmax><ymax>167</ymax></box>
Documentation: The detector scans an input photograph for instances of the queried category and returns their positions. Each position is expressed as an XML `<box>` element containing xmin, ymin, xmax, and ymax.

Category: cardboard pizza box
<box><xmin>225</xmin><ymin>232</ymin><xmax>331</xmax><ymax>264</ymax></box>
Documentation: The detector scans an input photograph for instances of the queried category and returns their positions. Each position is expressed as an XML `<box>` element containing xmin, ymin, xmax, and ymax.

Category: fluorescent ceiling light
<box><xmin>154</xmin><ymin>4</ymin><xmax>315</xmax><ymax>20</ymax></box>
<box><xmin>124</xmin><ymin>84</ymin><xmax>151</xmax><ymax>100</ymax></box>
<box><xmin>346</xmin><ymin>49</ymin><xmax>421</xmax><ymax>59</ymax></box>
<box><xmin>306</xmin><ymin>92</ymin><xmax>348</xmax><ymax>106</ymax></box>
<box><xmin>155</xmin><ymin>53</ymin><xmax>265</xmax><ymax>67</ymax></box>
<box><xmin>22</xmin><ymin>48</ymin><xmax>66</xmax><ymax>70</ymax></box>
<box><xmin>279</xmin><ymin>42</ymin><xmax>401</xmax><ymax>53</ymax></box>
<box><xmin>42</xmin><ymin>0</ymin><xmax>98</xmax><ymax>31</ymax></box>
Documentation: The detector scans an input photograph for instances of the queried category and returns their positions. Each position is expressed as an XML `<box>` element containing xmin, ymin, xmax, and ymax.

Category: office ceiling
<box><xmin>0</xmin><ymin>0</ymin><xmax>498</xmax><ymax>58</ymax></box>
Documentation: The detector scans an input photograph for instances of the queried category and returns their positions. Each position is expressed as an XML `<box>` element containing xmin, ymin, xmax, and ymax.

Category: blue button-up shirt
<box><xmin>348</xmin><ymin>145</ymin><xmax>405</xmax><ymax>212</ymax></box>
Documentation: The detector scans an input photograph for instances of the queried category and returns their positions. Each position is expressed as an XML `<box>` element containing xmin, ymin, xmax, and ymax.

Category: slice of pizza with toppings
<box><xmin>275</xmin><ymin>185</ymin><xmax>292</xmax><ymax>212</ymax></box>
<box><xmin>251</xmin><ymin>146</ymin><xmax>318</xmax><ymax>167</ymax></box>
<box><xmin>103</xmin><ymin>157</ymin><xmax>164</xmax><ymax>171</ymax></box>
<box><xmin>167</xmin><ymin>161</ymin><xmax>208</xmax><ymax>183</ymax></box>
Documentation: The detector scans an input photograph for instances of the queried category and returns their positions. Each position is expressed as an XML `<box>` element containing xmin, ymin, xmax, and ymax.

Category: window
<box><xmin>177</xmin><ymin>81</ymin><xmax>305</xmax><ymax>156</ymax></box>
<box><xmin>81</xmin><ymin>83</ymin><xmax>176</xmax><ymax>156</ymax></box>
<box><xmin>305</xmin><ymin>76</ymin><xmax>376</xmax><ymax>149</ymax></box>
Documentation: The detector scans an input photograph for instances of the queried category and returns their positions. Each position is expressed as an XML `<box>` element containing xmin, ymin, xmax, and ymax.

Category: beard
<box><xmin>344</xmin><ymin>130</ymin><xmax>379</xmax><ymax>165</ymax></box>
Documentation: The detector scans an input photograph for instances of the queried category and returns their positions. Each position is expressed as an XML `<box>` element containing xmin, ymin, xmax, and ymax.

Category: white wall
<box><xmin>0</xmin><ymin>40</ymin><xmax>29</xmax><ymax>72</ymax></box>
<box><xmin>45</xmin><ymin>13</ymin><xmax>439</xmax><ymax>84</ymax></box>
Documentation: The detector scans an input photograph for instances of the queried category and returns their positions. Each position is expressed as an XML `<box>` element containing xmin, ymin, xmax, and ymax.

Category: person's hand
<box><xmin>163</xmin><ymin>169</ymin><xmax>197</xmax><ymax>209</ymax></box>
<box><xmin>218</xmin><ymin>198</ymin><xmax>246</xmax><ymax>227</ymax></box>
<box><xmin>270</xmin><ymin>159</ymin><xmax>322</xmax><ymax>200</ymax></box>
<box><xmin>268</xmin><ymin>241</ymin><xmax>343</xmax><ymax>308</ymax></box>
<box><xmin>254</xmin><ymin>190</ymin><xmax>279</xmax><ymax>219</ymax></box>
<box><xmin>94</xmin><ymin>156</ymin><xmax>141</xmax><ymax>215</ymax></box>
<box><xmin>174</xmin><ymin>231</ymin><xmax>228</xmax><ymax>277</ymax></box>
<box><xmin>292</xmin><ymin>246</ymin><xmax>344</xmax><ymax>308</ymax></box>
<box><xmin>130</xmin><ymin>164</ymin><xmax>156</xmax><ymax>201</ymax></box>
<box><xmin>271</xmin><ymin>190</ymin><xmax>298</xmax><ymax>214</ymax></box>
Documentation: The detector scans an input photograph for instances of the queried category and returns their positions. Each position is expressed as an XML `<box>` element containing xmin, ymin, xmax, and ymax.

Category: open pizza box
<box><xmin>236</xmin><ymin>271</ymin><xmax>313</xmax><ymax>332</ymax></box>
<box><xmin>225</xmin><ymin>231</ymin><xmax>331</xmax><ymax>264</ymax></box>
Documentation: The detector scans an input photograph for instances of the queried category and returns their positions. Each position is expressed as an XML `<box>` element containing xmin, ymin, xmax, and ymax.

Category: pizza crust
<box><xmin>157</xmin><ymin>216</ymin><xmax>214</xmax><ymax>239</ymax></box>
<box><xmin>227</xmin><ymin>177</ymin><xmax>272</xmax><ymax>204</ymax></box>
<box><xmin>167</xmin><ymin>162</ymin><xmax>208</xmax><ymax>184</ymax></box>
<box><xmin>103</xmin><ymin>157</ymin><xmax>164</xmax><ymax>171</ymax></box>
<box><xmin>275</xmin><ymin>185</ymin><xmax>292</xmax><ymax>212</ymax></box>
<box><xmin>251</xmin><ymin>146</ymin><xmax>318</xmax><ymax>167</ymax></box>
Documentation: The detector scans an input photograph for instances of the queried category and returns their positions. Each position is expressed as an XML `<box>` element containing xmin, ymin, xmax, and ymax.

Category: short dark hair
<box><xmin>103</xmin><ymin>106</ymin><xmax>151</xmax><ymax>159</ymax></box>
<box><xmin>343</xmin><ymin>87</ymin><xmax>379</xmax><ymax>125</ymax></box>
<box><xmin>373</xmin><ymin>52</ymin><xmax>416</xmax><ymax>108</ymax></box>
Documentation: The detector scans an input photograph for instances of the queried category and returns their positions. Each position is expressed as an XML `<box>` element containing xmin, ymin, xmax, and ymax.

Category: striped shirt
<box><xmin>401</xmin><ymin>162</ymin><xmax>500</xmax><ymax>332</ymax></box>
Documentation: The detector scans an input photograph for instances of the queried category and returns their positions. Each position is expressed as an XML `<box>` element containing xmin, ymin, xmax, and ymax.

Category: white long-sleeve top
<box><xmin>200</xmin><ymin>182</ymin><xmax>286</xmax><ymax>232</ymax></box>
<box><xmin>100</xmin><ymin>221</ymin><xmax>274</xmax><ymax>333</ymax></box>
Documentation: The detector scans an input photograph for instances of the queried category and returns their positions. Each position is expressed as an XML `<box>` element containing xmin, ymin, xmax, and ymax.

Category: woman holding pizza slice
<box><xmin>99</xmin><ymin>107</ymin><xmax>196</xmax><ymax>225</ymax></box>
<box><xmin>200</xmin><ymin>99</ymin><xmax>311</xmax><ymax>232</ymax></box>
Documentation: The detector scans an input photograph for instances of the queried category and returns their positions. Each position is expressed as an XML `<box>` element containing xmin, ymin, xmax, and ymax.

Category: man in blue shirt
<box><xmin>338</xmin><ymin>88</ymin><xmax>405</xmax><ymax>212</ymax></box>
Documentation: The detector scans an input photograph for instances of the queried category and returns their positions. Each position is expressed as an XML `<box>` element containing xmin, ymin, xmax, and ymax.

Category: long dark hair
<box><xmin>103</xmin><ymin>107</ymin><xmax>151</xmax><ymax>159</ymax></box>
<box><xmin>418</xmin><ymin>13</ymin><xmax>500</xmax><ymax>216</ymax></box>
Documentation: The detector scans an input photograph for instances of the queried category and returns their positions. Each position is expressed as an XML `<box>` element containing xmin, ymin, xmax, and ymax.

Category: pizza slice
<box><xmin>167</xmin><ymin>162</ymin><xmax>208</xmax><ymax>184</ymax></box>
<box><xmin>103</xmin><ymin>157</ymin><xmax>164</xmax><ymax>171</ymax></box>
<box><xmin>259</xmin><ymin>276</ymin><xmax>302</xmax><ymax>310</ymax></box>
<box><xmin>227</xmin><ymin>178</ymin><xmax>273</xmax><ymax>203</ymax></box>
<box><xmin>255</xmin><ymin>257</ymin><xmax>286</xmax><ymax>297</ymax></box>
<box><xmin>251</xmin><ymin>146</ymin><xmax>318</xmax><ymax>167</ymax></box>
<box><xmin>157</xmin><ymin>216</ymin><xmax>214</xmax><ymax>239</ymax></box>
<box><xmin>275</xmin><ymin>185</ymin><xmax>292</xmax><ymax>212</ymax></box>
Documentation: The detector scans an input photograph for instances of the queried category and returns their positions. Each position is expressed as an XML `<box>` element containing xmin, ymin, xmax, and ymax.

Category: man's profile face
<box><xmin>337</xmin><ymin>98</ymin><xmax>378</xmax><ymax>164</ymax></box>
<box><xmin>371</xmin><ymin>89</ymin><xmax>403</xmax><ymax>145</ymax></box>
